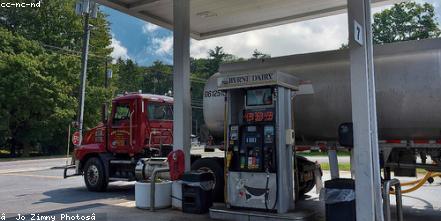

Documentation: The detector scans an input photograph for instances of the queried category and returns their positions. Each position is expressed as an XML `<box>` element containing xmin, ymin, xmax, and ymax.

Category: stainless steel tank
<box><xmin>203</xmin><ymin>38</ymin><xmax>441</xmax><ymax>143</ymax></box>
<box><xmin>135</xmin><ymin>158</ymin><xmax>170</xmax><ymax>181</ymax></box>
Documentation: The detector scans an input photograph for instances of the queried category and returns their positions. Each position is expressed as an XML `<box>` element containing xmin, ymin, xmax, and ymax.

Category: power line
<box><xmin>147</xmin><ymin>71</ymin><xmax>208</xmax><ymax>84</ymax></box>
<box><xmin>39</xmin><ymin>44</ymin><xmax>211</xmax><ymax>85</ymax></box>
<box><xmin>37</xmin><ymin>42</ymin><xmax>211</xmax><ymax>86</ymax></box>
<box><xmin>40</xmin><ymin>43</ymin><xmax>107</xmax><ymax>59</ymax></box>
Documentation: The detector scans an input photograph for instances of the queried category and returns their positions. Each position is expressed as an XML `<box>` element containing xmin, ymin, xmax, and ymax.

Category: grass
<box><xmin>320</xmin><ymin>162</ymin><xmax>352</xmax><ymax>171</ymax></box>
<box><xmin>416</xmin><ymin>168</ymin><xmax>428</xmax><ymax>174</ymax></box>
<box><xmin>298</xmin><ymin>150</ymin><xmax>351</xmax><ymax>157</ymax></box>
<box><xmin>0</xmin><ymin>149</ymin><xmax>10</xmax><ymax>155</ymax></box>
<box><xmin>320</xmin><ymin>162</ymin><xmax>429</xmax><ymax>175</ymax></box>
<box><xmin>0</xmin><ymin>147</ymin><xmax>68</xmax><ymax>162</ymax></box>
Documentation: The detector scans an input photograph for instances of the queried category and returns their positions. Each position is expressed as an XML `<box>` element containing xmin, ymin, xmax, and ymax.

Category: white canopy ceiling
<box><xmin>96</xmin><ymin>0</ymin><xmax>400</xmax><ymax>40</ymax></box>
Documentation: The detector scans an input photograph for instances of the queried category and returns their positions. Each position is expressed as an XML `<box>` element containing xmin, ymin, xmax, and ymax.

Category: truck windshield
<box><xmin>113</xmin><ymin>103</ymin><xmax>130</xmax><ymax>123</ymax></box>
<box><xmin>148</xmin><ymin>103</ymin><xmax>173</xmax><ymax>120</ymax></box>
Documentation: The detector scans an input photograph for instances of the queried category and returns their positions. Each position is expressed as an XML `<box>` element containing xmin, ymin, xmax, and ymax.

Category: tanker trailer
<box><xmin>203</xmin><ymin>38</ymin><xmax>441</xmax><ymax>177</ymax></box>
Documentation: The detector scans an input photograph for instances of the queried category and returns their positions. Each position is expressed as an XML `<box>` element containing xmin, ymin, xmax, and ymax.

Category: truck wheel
<box><xmin>83</xmin><ymin>157</ymin><xmax>108</xmax><ymax>192</ymax></box>
<box><xmin>191</xmin><ymin>158</ymin><xmax>224</xmax><ymax>202</ymax></box>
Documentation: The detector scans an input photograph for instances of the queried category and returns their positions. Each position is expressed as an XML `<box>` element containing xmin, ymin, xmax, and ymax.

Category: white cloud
<box><xmin>142</xmin><ymin>23</ymin><xmax>160</xmax><ymax>33</ymax></box>
<box><xmin>138</xmin><ymin>0</ymin><xmax>440</xmax><ymax>61</ymax></box>
<box><xmin>189</xmin><ymin>1</ymin><xmax>441</xmax><ymax>59</ymax></box>
<box><xmin>110</xmin><ymin>37</ymin><xmax>130</xmax><ymax>62</ymax></box>
<box><xmin>422</xmin><ymin>0</ymin><xmax>440</xmax><ymax>9</ymax></box>
<box><xmin>421</xmin><ymin>0</ymin><xmax>441</xmax><ymax>23</ymax></box>
<box><xmin>151</xmin><ymin>36</ymin><xmax>173</xmax><ymax>55</ymax></box>
<box><xmin>190</xmin><ymin>14</ymin><xmax>349</xmax><ymax>59</ymax></box>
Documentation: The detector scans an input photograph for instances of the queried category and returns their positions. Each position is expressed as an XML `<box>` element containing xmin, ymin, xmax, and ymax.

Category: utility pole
<box><xmin>104</xmin><ymin>58</ymin><xmax>108</xmax><ymax>89</ymax></box>
<box><xmin>105</xmin><ymin>57</ymin><xmax>112</xmax><ymax>89</ymax></box>
<box><xmin>75</xmin><ymin>0</ymin><xmax>97</xmax><ymax>145</ymax></box>
<box><xmin>195</xmin><ymin>119</ymin><xmax>198</xmax><ymax>138</ymax></box>
<box><xmin>153</xmin><ymin>72</ymin><xmax>159</xmax><ymax>94</ymax></box>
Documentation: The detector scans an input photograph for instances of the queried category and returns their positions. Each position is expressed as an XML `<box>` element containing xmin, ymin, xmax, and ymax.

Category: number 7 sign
<box><xmin>354</xmin><ymin>20</ymin><xmax>364</xmax><ymax>45</ymax></box>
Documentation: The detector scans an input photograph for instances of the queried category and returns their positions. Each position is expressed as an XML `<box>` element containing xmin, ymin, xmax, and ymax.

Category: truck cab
<box><xmin>71</xmin><ymin>93</ymin><xmax>176</xmax><ymax>191</ymax></box>
<box><xmin>106</xmin><ymin>93</ymin><xmax>173</xmax><ymax>156</ymax></box>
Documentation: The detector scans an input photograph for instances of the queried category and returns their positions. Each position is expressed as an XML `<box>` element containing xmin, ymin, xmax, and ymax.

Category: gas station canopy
<box><xmin>96</xmin><ymin>0</ymin><xmax>398</xmax><ymax>40</ymax></box>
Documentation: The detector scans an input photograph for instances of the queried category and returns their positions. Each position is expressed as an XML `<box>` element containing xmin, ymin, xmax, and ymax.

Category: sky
<box><xmin>102</xmin><ymin>0</ymin><xmax>441</xmax><ymax>66</ymax></box>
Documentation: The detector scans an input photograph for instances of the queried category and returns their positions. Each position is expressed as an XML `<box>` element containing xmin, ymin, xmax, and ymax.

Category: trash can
<box><xmin>181</xmin><ymin>171</ymin><xmax>214</xmax><ymax>214</ymax></box>
<box><xmin>324</xmin><ymin>178</ymin><xmax>356</xmax><ymax>221</ymax></box>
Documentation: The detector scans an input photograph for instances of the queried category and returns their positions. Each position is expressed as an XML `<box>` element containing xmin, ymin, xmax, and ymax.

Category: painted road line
<box><xmin>115</xmin><ymin>201</ymin><xmax>136</xmax><ymax>208</ymax></box>
<box><xmin>0</xmin><ymin>173</ymin><xmax>63</xmax><ymax>179</ymax></box>
<box><xmin>0</xmin><ymin>167</ymin><xmax>54</xmax><ymax>174</ymax></box>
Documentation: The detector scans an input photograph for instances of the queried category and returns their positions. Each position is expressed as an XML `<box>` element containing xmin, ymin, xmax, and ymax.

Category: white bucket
<box><xmin>171</xmin><ymin>181</ymin><xmax>182</xmax><ymax>210</ymax></box>
<box><xmin>135</xmin><ymin>181</ymin><xmax>172</xmax><ymax>209</ymax></box>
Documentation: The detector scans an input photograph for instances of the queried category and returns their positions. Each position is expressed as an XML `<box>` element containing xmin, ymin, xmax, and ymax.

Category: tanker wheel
<box><xmin>191</xmin><ymin>158</ymin><xmax>224</xmax><ymax>202</ymax></box>
<box><xmin>296</xmin><ymin>155</ymin><xmax>318</xmax><ymax>196</ymax></box>
<box><xmin>83</xmin><ymin>157</ymin><xmax>108</xmax><ymax>192</ymax></box>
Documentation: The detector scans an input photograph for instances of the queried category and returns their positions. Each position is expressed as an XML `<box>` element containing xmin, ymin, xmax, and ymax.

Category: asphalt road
<box><xmin>0</xmin><ymin>147</ymin><xmax>349</xmax><ymax>174</ymax></box>
<box><xmin>0</xmin><ymin>157</ymin><xmax>214</xmax><ymax>221</ymax></box>
<box><xmin>0</xmin><ymin>157</ymin><xmax>70</xmax><ymax>174</ymax></box>
<box><xmin>0</xmin><ymin>154</ymin><xmax>439</xmax><ymax>221</ymax></box>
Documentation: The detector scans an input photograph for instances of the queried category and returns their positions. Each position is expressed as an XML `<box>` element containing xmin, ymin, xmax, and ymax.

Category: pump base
<box><xmin>209</xmin><ymin>205</ymin><xmax>316</xmax><ymax>221</ymax></box>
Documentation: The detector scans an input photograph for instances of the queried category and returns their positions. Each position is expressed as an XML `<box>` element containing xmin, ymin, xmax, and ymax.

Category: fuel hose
<box><xmin>223</xmin><ymin>95</ymin><xmax>228</xmax><ymax>203</ymax></box>
<box><xmin>390</xmin><ymin>172</ymin><xmax>441</xmax><ymax>194</ymax></box>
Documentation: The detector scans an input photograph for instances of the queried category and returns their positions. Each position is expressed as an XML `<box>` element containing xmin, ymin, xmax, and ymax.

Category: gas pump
<box><xmin>218</xmin><ymin>71</ymin><xmax>299</xmax><ymax>213</ymax></box>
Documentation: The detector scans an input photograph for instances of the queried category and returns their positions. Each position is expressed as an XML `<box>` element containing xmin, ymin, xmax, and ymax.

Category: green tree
<box><xmin>340</xmin><ymin>1</ymin><xmax>441</xmax><ymax>49</ymax></box>
<box><xmin>188</xmin><ymin>46</ymin><xmax>243</xmax><ymax>137</ymax></box>
<box><xmin>0</xmin><ymin>0</ymin><xmax>113</xmax><ymax>156</ymax></box>
<box><xmin>206</xmin><ymin>46</ymin><xmax>228</xmax><ymax>75</ymax></box>
<box><xmin>205</xmin><ymin>46</ymin><xmax>242</xmax><ymax>75</ymax></box>
<box><xmin>0</xmin><ymin>28</ymin><xmax>78</xmax><ymax>156</ymax></box>
<box><xmin>143</xmin><ymin>61</ymin><xmax>173</xmax><ymax>95</ymax></box>
<box><xmin>115</xmin><ymin>59</ymin><xmax>143</xmax><ymax>94</ymax></box>
<box><xmin>251</xmin><ymin>49</ymin><xmax>271</xmax><ymax>60</ymax></box>
<box><xmin>373</xmin><ymin>2</ymin><xmax>441</xmax><ymax>44</ymax></box>
<box><xmin>0</xmin><ymin>0</ymin><xmax>82</xmax><ymax>50</ymax></box>
<box><xmin>339</xmin><ymin>43</ymin><xmax>349</xmax><ymax>50</ymax></box>
<box><xmin>0</xmin><ymin>0</ymin><xmax>113</xmax><ymax>120</ymax></box>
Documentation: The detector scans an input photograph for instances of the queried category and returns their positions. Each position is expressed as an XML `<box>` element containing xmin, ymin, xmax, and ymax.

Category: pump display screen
<box><xmin>244</xmin><ymin>110</ymin><xmax>274</xmax><ymax>123</ymax></box>
<box><xmin>246</xmin><ymin>88</ymin><xmax>273</xmax><ymax>106</ymax></box>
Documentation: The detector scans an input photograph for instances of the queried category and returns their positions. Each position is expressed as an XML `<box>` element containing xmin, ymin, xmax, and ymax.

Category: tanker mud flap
<box><xmin>314</xmin><ymin>164</ymin><xmax>323</xmax><ymax>193</ymax></box>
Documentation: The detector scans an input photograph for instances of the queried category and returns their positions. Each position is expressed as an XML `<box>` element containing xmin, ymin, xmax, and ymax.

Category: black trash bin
<box><xmin>324</xmin><ymin>178</ymin><xmax>356</xmax><ymax>221</ymax></box>
<box><xmin>181</xmin><ymin>171</ymin><xmax>214</xmax><ymax>214</ymax></box>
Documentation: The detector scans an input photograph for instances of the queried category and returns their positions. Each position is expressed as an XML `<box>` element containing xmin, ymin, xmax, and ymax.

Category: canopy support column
<box><xmin>172</xmin><ymin>0</ymin><xmax>191</xmax><ymax>171</ymax></box>
<box><xmin>347</xmin><ymin>0</ymin><xmax>384</xmax><ymax>220</ymax></box>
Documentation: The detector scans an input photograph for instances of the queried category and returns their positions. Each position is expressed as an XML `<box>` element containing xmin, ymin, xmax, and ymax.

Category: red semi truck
<box><xmin>65</xmin><ymin>93</ymin><xmax>318</xmax><ymax>201</ymax></box>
